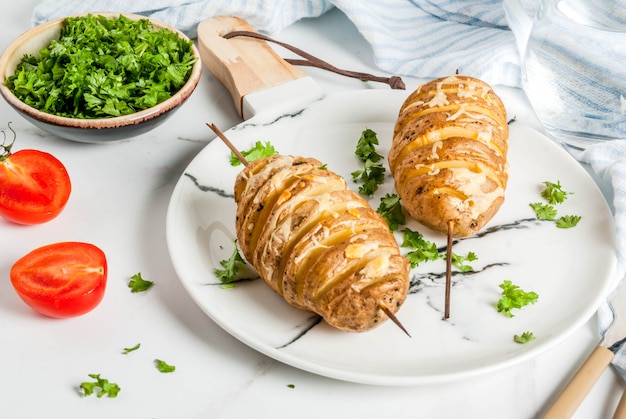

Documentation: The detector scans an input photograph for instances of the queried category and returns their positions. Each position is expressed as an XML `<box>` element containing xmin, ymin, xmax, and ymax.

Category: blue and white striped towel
<box><xmin>30</xmin><ymin>0</ymin><xmax>626</xmax><ymax>365</ymax></box>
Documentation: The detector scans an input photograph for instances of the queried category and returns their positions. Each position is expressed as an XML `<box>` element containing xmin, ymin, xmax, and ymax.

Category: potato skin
<box><xmin>389</xmin><ymin>75</ymin><xmax>509</xmax><ymax>237</ymax></box>
<box><xmin>234</xmin><ymin>154</ymin><xmax>409</xmax><ymax>332</ymax></box>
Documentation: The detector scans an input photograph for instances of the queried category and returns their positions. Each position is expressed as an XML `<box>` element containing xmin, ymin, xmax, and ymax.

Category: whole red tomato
<box><xmin>0</xmin><ymin>135</ymin><xmax>71</xmax><ymax>224</ymax></box>
<box><xmin>10</xmin><ymin>242</ymin><xmax>108</xmax><ymax>318</ymax></box>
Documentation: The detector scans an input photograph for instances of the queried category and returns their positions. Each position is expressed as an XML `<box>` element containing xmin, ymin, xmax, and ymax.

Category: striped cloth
<box><xmin>31</xmin><ymin>0</ymin><xmax>626</xmax><ymax>363</ymax></box>
<box><xmin>32</xmin><ymin>0</ymin><xmax>525</xmax><ymax>87</ymax></box>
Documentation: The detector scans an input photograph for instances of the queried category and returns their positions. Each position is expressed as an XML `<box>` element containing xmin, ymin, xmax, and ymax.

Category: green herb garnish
<box><xmin>354</xmin><ymin>128</ymin><xmax>384</xmax><ymax>163</ymax></box>
<box><xmin>529</xmin><ymin>202</ymin><xmax>557</xmax><ymax>220</ymax></box>
<box><xmin>556</xmin><ymin>215</ymin><xmax>582</xmax><ymax>228</ymax></box>
<box><xmin>401</xmin><ymin>228</ymin><xmax>439</xmax><ymax>268</ymax></box>
<box><xmin>514</xmin><ymin>331</ymin><xmax>536</xmax><ymax>344</ymax></box>
<box><xmin>230</xmin><ymin>141</ymin><xmax>278</xmax><ymax>166</ymax></box>
<box><xmin>446</xmin><ymin>251</ymin><xmax>478</xmax><ymax>272</ymax></box>
<box><xmin>6</xmin><ymin>14</ymin><xmax>197</xmax><ymax>118</ymax></box>
<box><xmin>351</xmin><ymin>159</ymin><xmax>386</xmax><ymax>195</ymax></box>
<box><xmin>376</xmin><ymin>193</ymin><xmax>405</xmax><ymax>232</ymax></box>
<box><xmin>128</xmin><ymin>273</ymin><xmax>154</xmax><ymax>293</ymax></box>
<box><xmin>155</xmin><ymin>359</ymin><xmax>176</xmax><ymax>373</ymax></box>
<box><xmin>541</xmin><ymin>180</ymin><xmax>571</xmax><ymax>204</ymax></box>
<box><xmin>352</xmin><ymin>128</ymin><xmax>386</xmax><ymax>195</ymax></box>
<box><xmin>80</xmin><ymin>374</ymin><xmax>121</xmax><ymax>398</ymax></box>
<box><xmin>215</xmin><ymin>240</ymin><xmax>246</xmax><ymax>285</ymax></box>
<box><xmin>122</xmin><ymin>343</ymin><xmax>141</xmax><ymax>354</ymax></box>
<box><xmin>497</xmin><ymin>280</ymin><xmax>539</xmax><ymax>318</ymax></box>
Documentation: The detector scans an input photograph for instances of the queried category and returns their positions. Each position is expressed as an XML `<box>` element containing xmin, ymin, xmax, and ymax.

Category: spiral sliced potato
<box><xmin>389</xmin><ymin>75</ymin><xmax>509</xmax><ymax>237</ymax></box>
<box><xmin>234</xmin><ymin>154</ymin><xmax>409</xmax><ymax>332</ymax></box>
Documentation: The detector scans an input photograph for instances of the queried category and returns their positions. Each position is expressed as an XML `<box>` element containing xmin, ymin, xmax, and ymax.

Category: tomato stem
<box><xmin>0</xmin><ymin>122</ymin><xmax>16</xmax><ymax>161</ymax></box>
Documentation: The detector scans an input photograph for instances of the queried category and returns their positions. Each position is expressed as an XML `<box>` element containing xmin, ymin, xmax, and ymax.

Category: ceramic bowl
<box><xmin>0</xmin><ymin>12</ymin><xmax>202</xmax><ymax>143</ymax></box>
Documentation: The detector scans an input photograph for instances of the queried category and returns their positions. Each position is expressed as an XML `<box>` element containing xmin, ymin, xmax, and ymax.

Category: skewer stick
<box><xmin>207</xmin><ymin>122</ymin><xmax>411</xmax><ymax>337</ymax></box>
<box><xmin>444</xmin><ymin>220</ymin><xmax>454</xmax><ymax>319</ymax></box>
<box><xmin>206</xmin><ymin>123</ymin><xmax>249</xmax><ymax>167</ymax></box>
<box><xmin>380</xmin><ymin>304</ymin><xmax>411</xmax><ymax>338</ymax></box>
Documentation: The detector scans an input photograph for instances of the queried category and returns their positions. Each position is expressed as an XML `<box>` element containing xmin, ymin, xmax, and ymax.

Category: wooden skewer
<box><xmin>206</xmin><ymin>123</ymin><xmax>249</xmax><ymax>167</ymax></box>
<box><xmin>444</xmin><ymin>220</ymin><xmax>454</xmax><ymax>319</ymax></box>
<box><xmin>207</xmin><ymin>122</ymin><xmax>410</xmax><ymax>337</ymax></box>
<box><xmin>380</xmin><ymin>304</ymin><xmax>411</xmax><ymax>338</ymax></box>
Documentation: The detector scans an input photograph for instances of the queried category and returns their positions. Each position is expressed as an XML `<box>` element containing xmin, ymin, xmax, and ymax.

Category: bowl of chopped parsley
<box><xmin>0</xmin><ymin>12</ymin><xmax>202</xmax><ymax>143</ymax></box>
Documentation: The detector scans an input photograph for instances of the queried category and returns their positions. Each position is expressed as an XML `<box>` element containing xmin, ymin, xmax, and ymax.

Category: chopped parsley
<box><xmin>352</xmin><ymin>128</ymin><xmax>386</xmax><ymax>195</ymax></box>
<box><xmin>497</xmin><ymin>280</ymin><xmax>539</xmax><ymax>318</ymax></box>
<box><xmin>401</xmin><ymin>228</ymin><xmax>439</xmax><ymax>268</ymax></box>
<box><xmin>376</xmin><ymin>193</ymin><xmax>405</xmax><ymax>232</ymax></box>
<box><xmin>530</xmin><ymin>180</ymin><xmax>581</xmax><ymax>228</ymax></box>
<box><xmin>230</xmin><ymin>141</ymin><xmax>278</xmax><ymax>166</ymax></box>
<box><xmin>122</xmin><ymin>343</ymin><xmax>141</xmax><ymax>354</ymax></box>
<box><xmin>446</xmin><ymin>251</ymin><xmax>478</xmax><ymax>272</ymax></box>
<box><xmin>556</xmin><ymin>215</ymin><xmax>582</xmax><ymax>229</ymax></box>
<box><xmin>80</xmin><ymin>374</ymin><xmax>121</xmax><ymax>398</ymax></box>
<box><xmin>6</xmin><ymin>14</ymin><xmax>197</xmax><ymax>119</ymax></box>
<box><xmin>155</xmin><ymin>359</ymin><xmax>176</xmax><ymax>373</ymax></box>
<box><xmin>529</xmin><ymin>202</ymin><xmax>557</xmax><ymax>220</ymax></box>
<box><xmin>514</xmin><ymin>331</ymin><xmax>536</xmax><ymax>344</ymax></box>
<box><xmin>215</xmin><ymin>240</ymin><xmax>247</xmax><ymax>285</ymax></box>
<box><xmin>128</xmin><ymin>273</ymin><xmax>154</xmax><ymax>293</ymax></box>
<box><xmin>542</xmin><ymin>180</ymin><xmax>571</xmax><ymax>204</ymax></box>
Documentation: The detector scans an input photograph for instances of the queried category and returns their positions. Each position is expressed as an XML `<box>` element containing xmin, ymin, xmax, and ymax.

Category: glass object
<box><xmin>523</xmin><ymin>0</ymin><xmax>626</xmax><ymax>148</ymax></box>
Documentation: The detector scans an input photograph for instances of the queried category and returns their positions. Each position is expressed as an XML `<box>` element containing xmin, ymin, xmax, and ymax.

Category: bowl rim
<box><xmin>0</xmin><ymin>11</ymin><xmax>202</xmax><ymax>129</ymax></box>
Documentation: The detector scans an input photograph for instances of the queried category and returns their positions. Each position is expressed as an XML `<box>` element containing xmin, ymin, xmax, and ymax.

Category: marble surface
<box><xmin>0</xmin><ymin>1</ymin><xmax>623</xmax><ymax>418</ymax></box>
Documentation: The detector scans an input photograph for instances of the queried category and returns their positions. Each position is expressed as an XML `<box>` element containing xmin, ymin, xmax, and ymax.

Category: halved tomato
<box><xmin>10</xmin><ymin>242</ymin><xmax>107</xmax><ymax>318</ymax></box>
<box><xmin>0</xmin><ymin>147</ymin><xmax>71</xmax><ymax>225</ymax></box>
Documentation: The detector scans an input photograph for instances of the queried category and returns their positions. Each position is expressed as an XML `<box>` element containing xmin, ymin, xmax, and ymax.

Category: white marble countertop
<box><xmin>0</xmin><ymin>1</ymin><xmax>623</xmax><ymax>418</ymax></box>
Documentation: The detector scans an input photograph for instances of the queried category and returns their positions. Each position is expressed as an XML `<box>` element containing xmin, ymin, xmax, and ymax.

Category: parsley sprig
<box><xmin>128</xmin><ymin>273</ymin><xmax>154</xmax><ymax>293</ymax></box>
<box><xmin>401</xmin><ymin>228</ymin><xmax>439</xmax><ymax>268</ymax></box>
<box><xmin>514</xmin><ymin>331</ymin><xmax>536</xmax><ymax>344</ymax></box>
<box><xmin>497</xmin><ymin>280</ymin><xmax>538</xmax><ymax>318</ymax></box>
<box><xmin>214</xmin><ymin>240</ymin><xmax>247</xmax><ymax>286</ymax></box>
<box><xmin>376</xmin><ymin>193</ymin><xmax>405</xmax><ymax>232</ymax></box>
<box><xmin>230</xmin><ymin>141</ymin><xmax>278</xmax><ymax>166</ymax></box>
<box><xmin>80</xmin><ymin>374</ymin><xmax>121</xmax><ymax>398</ymax></box>
<box><xmin>542</xmin><ymin>180</ymin><xmax>571</xmax><ymax>204</ymax></box>
<box><xmin>352</xmin><ymin>129</ymin><xmax>386</xmax><ymax>196</ymax></box>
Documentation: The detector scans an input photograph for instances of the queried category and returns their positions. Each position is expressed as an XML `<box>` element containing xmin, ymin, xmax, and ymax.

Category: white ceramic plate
<box><xmin>166</xmin><ymin>89</ymin><xmax>617</xmax><ymax>385</ymax></box>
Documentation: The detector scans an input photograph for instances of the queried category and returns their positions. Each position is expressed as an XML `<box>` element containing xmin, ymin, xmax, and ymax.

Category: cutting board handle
<box><xmin>197</xmin><ymin>16</ymin><xmax>308</xmax><ymax>117</ymax></box>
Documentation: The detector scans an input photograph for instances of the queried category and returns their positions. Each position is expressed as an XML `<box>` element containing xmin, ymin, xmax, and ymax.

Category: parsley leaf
<box><xmin>122</xmin><ymin>343</ymin><xmax>141</xmax><ymax>354</ymax></box>
<box><xmin>155</xmin><ymin>359</ymin><xmax>176</xmax><ymax>373</ymax></box>
<box><xmin>542</xmin><ymin>180</ymin><xmax>571</xmax><ymax>204</ymax></box>
<box><xmin>230</xmin><ymin>141</ymin><xmax>278</xmax><ymax>166</ymax></box>
<box><xmin>514</xmin><ymin>331</ymin><xmax>536</xmax><ymax>344</ymax></box>
<box><xmin>214</xmin><ymin>240</ymin><xmax>247</xmax><ymax>285</ymax></box>
<box><xmin>351</xmin><ymin>159</ymin><xmax>386</xmax><ymax>195</ymax></box>
<box><xmin>128</xmin><ymin>273</ymin><xmax>154</xmax><ymax>293</ymax></box>
<box><xmin>376</xmin><ymin>194</ymin><xmax>405</xmax><ymax>232</ymax></box>
<box><xmin>401</xmin><ymin>228</ymin><xmax>439</xmax><ymax>268</ymax></box>
<box><xmin>80</xmin><ymin>374</ymin><xmax>121</xmax><ymax>398</ymax></box>
<box><xmin>529</xmin><ymin>202</ymin><xmax>557</xmax><ymax>220</ymax></box>
<box><xmin>556</xmin><ymin>215</ymin><xmax>582</xmax><ymax>228</ymax></box>
<box><xmin>354</xmin><ymin>128</ymin><xmax>384</xmax><ymax>163</ymax></box>
<box><xmin>6</xmin><ymin>14</ymin><xmax>197</xmax><ymax>119</ymax></box>
<box><xmin>352</xmin><ymin>129</ymin><xmax>386</xmax><ymax>195</ymax></box>
<box><xmin>446</xmin><ymin>251</ymin><xmax>478</xmax><ymax>272</ymax></box>
<box><xmin>497</xmin><ymin>280</ymin><xmax>539</xmax><ymax>318</ymax></box>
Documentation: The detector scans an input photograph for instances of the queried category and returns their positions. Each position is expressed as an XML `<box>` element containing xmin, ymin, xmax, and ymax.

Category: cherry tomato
<box><xmin>0</xmin><ymin>142</ymin><xmax>71</xmax><ymax>224</ymax></box>
<box><xmin>10</xmin><ymin>242</ymin><xmax>107</xmax><ymax>318</ymax></box>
